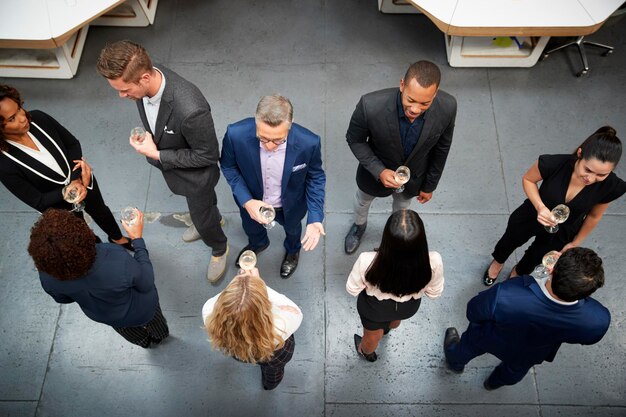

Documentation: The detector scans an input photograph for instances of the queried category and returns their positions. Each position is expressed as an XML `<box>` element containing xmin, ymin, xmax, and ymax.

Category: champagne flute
<box><xmin>238</xmin><ymin>250</ymin><xmax>257</xmax><ymax>270</ymax></box>
<box><xmin>259</xmin><ymin>205</ymin><xmax>276</xmax><ymax>230</ymax></box>
<box><xmin>120</xmin><ymin>206</ymin><xmax>138</xmax><ymax>226</ymax></box>
<box><xmin>545</xmin><ymin>204</ymin><xmax>570</xmax><ymax>233</ymax></box>
<box><xmin>62</xmin><ymin>183</ymin><xmax>85</xmax><ymax>212</ymax></box>
<box><xmin>130</xmin><ymin>127</ymin><xmax>146</xmax><ymax>145</ymax></box>
<box><xmin>394</xmin><ymin>166</ymin><xmax>410</xmax><ymax>193</ymax></box>
<box><xmin>532</xmin><ymin>250</ymin><xmax>561</xmax><ymax>279</ymax></box>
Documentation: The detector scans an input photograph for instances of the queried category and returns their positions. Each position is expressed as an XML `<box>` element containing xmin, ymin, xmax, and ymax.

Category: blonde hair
<box><xmin>205</xmin><ymin>273</ymin><xmax>284</xmax><ymax>363</ymax></box>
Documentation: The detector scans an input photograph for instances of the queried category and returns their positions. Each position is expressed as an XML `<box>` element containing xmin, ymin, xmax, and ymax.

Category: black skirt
<box><xmin>357</xmin><ymin>290</ymin><xmax>421</xmax><ymax>331</ymax></box>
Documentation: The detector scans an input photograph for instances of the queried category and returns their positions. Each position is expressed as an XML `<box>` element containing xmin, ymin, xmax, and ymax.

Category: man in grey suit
<box><xmin>344</xmin><ymin>61</ymin><xmax>457</xmax><ymax>254</ymax></box>
<box><xmin>97</xmin><ymin>40</ymin><xmax>229</xmax><ymax>283</ymax></box>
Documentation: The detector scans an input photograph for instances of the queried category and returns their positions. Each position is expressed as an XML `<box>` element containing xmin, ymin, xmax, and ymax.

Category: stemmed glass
<box><xmin>238</xmin><ymin>250</ymin><xmax>257</xmax><ymax>271</ymax></box>
<box><xmin>130</xmin><ymin>127</ymin><xmax>146</xmax><ymax>145</ymax></box>
<box><xmin>120</xmin><ymin>206</ymin><xmax>138</xmax><ymax>226</ymax></box>
<box><xmin>259</xmin><ymin>205</ymin><xmax>276</xmax><ymax>230</ymax></box>
<box><xmin>532</xmin><ymin>250</ymin><xmax>561</xmax><ymax>279</ymax></box>
<box><xmin>545</xmin><ymin>204</ymin><xmax>570</xmax><ymax>233</ymax></box>
<box><xmin>62</xmin><ymin>183</ymin><xmax>85</xmax><ymax>212</ymax></box>
<box><xmin>394</xmin><ymin>166</ymin><xmax>410</xmax><ymax>193</ymax></box>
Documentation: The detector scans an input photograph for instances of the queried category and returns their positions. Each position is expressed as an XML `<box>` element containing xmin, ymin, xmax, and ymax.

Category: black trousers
<box><xmin>75</xmin><ymin>177</ymin><xmax>124</xmax><ymax>241</ymax></box>
<box><xmin>258</xmin><ymin>335</ymin><xmax>295</xmax><ymax>390</ymax></box>
<box><xmin>187</xmin><ymin>190</ymin><xmax>227</xmax><ymax>256</ymax></box>
<box><xmin>113</xmin><ymin>306</ymin><xmax>169</xmax><ymax>348</ymax></box>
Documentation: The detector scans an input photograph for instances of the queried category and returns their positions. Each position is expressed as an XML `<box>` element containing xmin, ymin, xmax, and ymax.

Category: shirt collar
<box><xmin>145</xmin><ymin>68</ymin><xmax>166</xmax><ymax>105</ymax></box>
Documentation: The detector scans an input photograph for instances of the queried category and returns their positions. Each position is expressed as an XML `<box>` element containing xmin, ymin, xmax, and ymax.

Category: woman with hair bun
<box><xmin>483</xmin><ymin>126</ymin><xmax>626</xmax><ymax>286</ymax></box>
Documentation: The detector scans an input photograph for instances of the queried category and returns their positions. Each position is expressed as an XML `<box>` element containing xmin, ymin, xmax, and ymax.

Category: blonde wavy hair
<box><xmin>205</xmin><ymin>273</ymin><xmax>284</xmax><ymax>363</ymax></box>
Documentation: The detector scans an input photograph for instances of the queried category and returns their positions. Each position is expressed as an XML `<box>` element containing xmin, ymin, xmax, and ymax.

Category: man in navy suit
<box><xmin>220</xmin><ymin>95</ymin><xmax>326</xmax><ymax>279</ymax></box>
<box><xmin>444</xmin><ymin>247</ymin><xmax>610</xmax><ymax>390</ymax></box>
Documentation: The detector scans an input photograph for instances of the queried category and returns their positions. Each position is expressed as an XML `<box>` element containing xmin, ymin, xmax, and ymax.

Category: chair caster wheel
<box><xmin>540</xmin><ymin>53</ymin><xmax>549</xmax><ymax>61</ymax></box>
<box><xmin>602</xmin><ymin>50</ymin><xmax>613</xmax><ymax>57</ymax></box>
<box><xmin>577</xmin><ymin>69</ymin><xmax>589</xmax><ymax>77</ymax></box>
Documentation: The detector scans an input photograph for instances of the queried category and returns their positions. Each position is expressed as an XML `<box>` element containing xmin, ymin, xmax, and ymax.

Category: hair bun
<box><xmin>596</xmin><ymin>126</ymin><xmax>616</xmax><ymax>136</ymax></box>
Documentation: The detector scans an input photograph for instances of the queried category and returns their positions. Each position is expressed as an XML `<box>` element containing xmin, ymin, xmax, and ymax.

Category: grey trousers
<box><xmin>353</xmin><ymin>188</ymin><xmax>412</xmax><ymax>225</ymax></box>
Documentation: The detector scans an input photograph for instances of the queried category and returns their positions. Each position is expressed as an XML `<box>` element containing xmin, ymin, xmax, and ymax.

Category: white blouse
<box><xmin>346</xmin><ymin>251</ymin><xmax>444</xmax><ymax>302</ymax></box>
<box><xmin>8</xmin><ymin>133</ymin><xmax>65</xmax><ymax>177</ymax></box>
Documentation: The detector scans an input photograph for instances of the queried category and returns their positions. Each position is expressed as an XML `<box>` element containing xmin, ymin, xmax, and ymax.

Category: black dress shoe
<box><xmin>483</xmin><ymin>371</ymin><xmax>504</xmax><ymax>391</ymax></box>
<box><xmin>444</xmin><ymin>327</ymin><xmax>464</xmax><ymax>373</ymax></box>
<box><xmin>354</xmin><ymin>334</ymin><xmax>377</xmax><ymax>362</ymax></box>
<box><xmin>344</xmin><ymin>223</ymin><xmax>367</xmax><ymax>254</ymax></box>
<box><xmin>235</xmin><ymin>243</ymin><xmax>270</xmax><ymax>267</ymax></box>
<box><xmin>108</xmin><ymin>236</ymin><xmax>134</xmax><ymax>252</ymax></box>
<box><xmin>280</xmin><ymin>251</ymin><xmax>299</xmax><ymax>279</ymax></box>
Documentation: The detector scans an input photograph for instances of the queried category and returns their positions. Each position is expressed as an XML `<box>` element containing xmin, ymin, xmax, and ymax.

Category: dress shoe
<box><xmin>108</xmin><ymin>236</ymin><xmax>134</xmax><ymax>252</ymax></box>
<box><xmin>354</xmin><ymin>334</ymin><xmax>377</xmax><ymax>362</ymax></box>
<box><xmin>344</xmin><ymin>222</ymin><xmax>367</xmax><ymax>254</ymax></box>
<box><xmin>207</xmin><ymin>245</ymin><xmax>229</xmax><ymax>283</ymax></box>
<box><xmin>280</xmin><ymin>251</ymin><xmax>300</xmax><ymax>279</ymax></box>
<box><xmin>182</xmin><ymin>224</ymin><xmax>202</xmax><ymax>242</ymax></box>
<box><xmin>483</xmin><ymin>371</ymin><xmax>504</xmax><ymax>391</ymax></box>
<box><xmin>235</xmin><ymin>243</ymin><xmax>270</xmax><ymax>268</ymax></box>
<box><xmin>443</xmin><ymin>327</ymin><xmax>464</xmax><ymax>373</ymax></box>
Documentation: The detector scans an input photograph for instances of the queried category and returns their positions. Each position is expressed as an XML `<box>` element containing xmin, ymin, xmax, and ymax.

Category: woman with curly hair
<box><xmin>0</xmin><ymin>83</ymin><xmax>131</xmax><ymax>250</ymax></box>
<box><xmin>28</xmin><ymin>208</ymin><xmax>169</xmax><ymax>348</ymax></box>
<box><xmin>203</xmin><ymin>270</ymin><xmax>302</xmax><ymax>390</ymax></box>
<box><xmin>347</xmin><ymin>209</ymin><xmax>444</xmax><ymax>362</ymax></box>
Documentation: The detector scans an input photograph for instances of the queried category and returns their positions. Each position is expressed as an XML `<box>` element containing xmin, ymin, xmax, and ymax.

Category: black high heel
<box><xmin>354</xmin><ymin>334</ymin><xmax>377</xmax><ymax>362</ymax></box>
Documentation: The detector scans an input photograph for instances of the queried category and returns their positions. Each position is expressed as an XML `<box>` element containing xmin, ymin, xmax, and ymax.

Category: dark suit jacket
<box><xmin>463</xmin><ymin>275</ymin><xmax>610</xmax><ymax>367</ymax></box>
<box><xmin>136</xmin><ymin>66</ymin><xmax>220</xmax><ymax>197</ymax></box>
<box><xmin>346</xmin><ymin>88</ymin><xmax>456</xmax><ymax>197</ymax></box>
<box><xmin>39</xmin><ymin>238</ymin><xmax>159</xmax><ymax>328</ymax></box>
<box><xmin>0</xmin><ymin>110</ymin><xmax>83</xmax><ymax>212</ymax></box>
<box><xmin>220</xmin><ymin>118</ymin><xmax>325</xmax><ymax>225</ymax></box>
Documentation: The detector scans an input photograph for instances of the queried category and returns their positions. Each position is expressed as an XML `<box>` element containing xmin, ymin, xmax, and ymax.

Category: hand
<box><xmin>536</xmin><ymin>206</ymin><xmax>557</xmax><ymax>227</ymax></box>
<box><xmin>379</xmin><ymin>169</ymin><xmax>400</xmax><ymax>188</ymax></box>
<box><xmin>416</xmin><ymin>191</ymin><xmax>432</xmax><ymax>204</ymax></box>
<box><xmin>121</xmin><ymin>208</ymin><xmax>144</xmax><ymax>240</ymax></box>
<box><xmin>301</xmin><ymin>222</ymin><xmax>325</xmax><ymax>251</ymax></box>
<box><xmin>243</xmin><ymin>199</ymin><xmax>270</xmax><ymax>224</ymax></box>
<box><xmin>129</xmin><ymin>131</ymin><xmax>160</xmax><ymax>160</ymax></box>
<box><xmin>561</xmin><ymin>242</ymin><xmax>577</xmax><ymax>253</ymax></box>
<box><xmin>65</xmin><ymin>180</ymin><xmax>87</xmax><ymax>203</ymax></box>
<box><xmin>278</xmin><ymin>305</ymin><xmax>301</xmax><ymax>315</ymax></box>
<box><xmin>72</xmin><ymin>157</ymin><xmax>92</xmax><ymax>187</ymax></box>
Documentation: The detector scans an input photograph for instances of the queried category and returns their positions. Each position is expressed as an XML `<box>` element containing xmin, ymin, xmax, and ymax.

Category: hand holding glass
<box><xmin>130</xmin><ymin>127</ymin><xmax>146</xmax><ymax>145</ymax></box>
<box><xmin>121</xmin><ymin>207</ymin><xmax>138</xmax><ymax>226</ymax></box>
<box><xmin>394</xmin><ymin>166</ymin><xmax>410</xmax><ymax>193</ymax></box>
<box><xmin>238</xmin><ymin>250</ymin><xmax>257</xmax><ymax>270</ymax></box>
<box><xmin>532</xmin><ymin>250</ymin><xmax>560</xmax><ymax>279</ymax></box>
<box><xmin>545</xmin><ymin>204</ymin><xmax>570</xmax><ymax>233</ymax></box>
<box><xmin>259</xmin><ymin>205</ymin><xmax>276</xmax><ymax>229</ymax></box>
<box><xmin>62</xmin><ymin>184</ymin><xmax>85</xmax><ymax>212</ymax></box>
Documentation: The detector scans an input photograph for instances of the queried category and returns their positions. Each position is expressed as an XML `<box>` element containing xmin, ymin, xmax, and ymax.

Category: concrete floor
<box><xmin>1</xmin><ymin>1</ymin><xmax>625</xmax><ymax>416</ymax></box>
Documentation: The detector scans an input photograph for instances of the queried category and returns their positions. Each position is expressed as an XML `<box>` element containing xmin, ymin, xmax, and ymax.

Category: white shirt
<box><xmin>142</xmin><ymin>68</ymin><xmax>166</xmax><ymax>134</ymax></box>
<box><xmin>7</xmin><ymin>133</ymin><xmax>65</xmax><ymax>177</ymax></box>
<box><xmin>533</xmin><ymin>275</ymin><xmax>578</xmax><ymax>306</ymax></box>
<box><xmin>202</xmin><ymin>285</ymin><xmax>303</xmax><ymax>344</ymax></box>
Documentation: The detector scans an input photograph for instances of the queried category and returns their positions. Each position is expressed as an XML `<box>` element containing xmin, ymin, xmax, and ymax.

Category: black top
<box><xmin>517</xmin><ymin>154</ymin><xmax>626</xmax><ymax>239</ymax></box>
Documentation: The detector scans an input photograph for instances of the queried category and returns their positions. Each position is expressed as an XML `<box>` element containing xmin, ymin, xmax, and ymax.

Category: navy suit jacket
<box><xmin>220</xmin><ymin>118</ymin><xmax>325</xmax><ymax>225</ymax></box>
<box><xmin>463</xmin><ymin>275</ymin><xmax>610</xmax><ymax>366</ymax></box>
<box><xmin>39</xmin><ymin>239</ymin><xmax>159</xmax><ymax>328</ymax></box>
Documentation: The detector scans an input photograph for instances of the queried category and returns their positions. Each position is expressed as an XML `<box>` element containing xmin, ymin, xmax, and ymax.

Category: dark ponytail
<box><xmin>575</xmin><ymin>126</ymin><xmax>622</xmax><ymax>166</ymax></box>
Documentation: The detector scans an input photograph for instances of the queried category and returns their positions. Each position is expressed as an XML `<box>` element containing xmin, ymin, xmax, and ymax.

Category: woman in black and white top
<box><xmin>0</xmin><ymin>84</ymin><xmax>131</xmax><ymax>249</ymax></box>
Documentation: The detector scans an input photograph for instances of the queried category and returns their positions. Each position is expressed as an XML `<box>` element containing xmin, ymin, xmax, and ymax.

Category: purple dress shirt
<box><xmin>259</xmin><ymin>142</ymin><xmax>287</xmax><ymax>208</ymax></box>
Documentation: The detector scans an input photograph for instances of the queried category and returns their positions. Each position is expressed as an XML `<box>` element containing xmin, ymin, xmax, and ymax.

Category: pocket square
<box><xmin>164</xmin><ymin>126</ymin><xmax>175</xmax><ymax>134</ymax></box>
<box><xmin>292</xmin><ymin>163</ymin><xmax>307</xmax><ymax>172</ymax></box>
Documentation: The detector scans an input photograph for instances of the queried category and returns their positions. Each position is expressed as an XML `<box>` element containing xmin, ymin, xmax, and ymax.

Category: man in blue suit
<box><xmin>444</xmin><ymin>247</ymin><xmax>610</xmax><ymax>390</ymax></box>
<box><xmin>220</xmin><ymin>95</ymin><xmax>326</xmax><ymax>279</ymax></box>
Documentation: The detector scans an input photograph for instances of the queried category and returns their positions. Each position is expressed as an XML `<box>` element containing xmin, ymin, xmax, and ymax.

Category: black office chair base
<box><xmin>541</xmin><ymin>35</ymin><xmax>614</xmax><ymax>77</ymax></box>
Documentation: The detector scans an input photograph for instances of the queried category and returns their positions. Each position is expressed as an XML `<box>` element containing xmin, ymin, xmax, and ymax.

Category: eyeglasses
<box><xmin>257</xmin><ymin>135</ymin><xmax>287</xmax><ymax>145</ymax></box>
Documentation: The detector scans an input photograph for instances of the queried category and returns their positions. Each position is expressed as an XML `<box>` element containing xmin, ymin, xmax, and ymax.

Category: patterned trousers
<box><xmin>258</xmin><ymin>335</ymin><xmax>296</xmax><ymax>390</ymax></box>
<box><xmin>113</xmin><ymin>305</ymin><xmax>169</xmax><ymax>348</ymax></box>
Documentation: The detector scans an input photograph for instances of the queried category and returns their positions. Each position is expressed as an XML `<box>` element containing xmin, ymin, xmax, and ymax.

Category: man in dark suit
<box><xmin>220</xmin><ymin>95</ymin><xmax>325</xmax><ymax>279</ymax></box>
<box><xmin>344</xmin><ymin>60</ymin><xmax>457</xmax><ymax>254</ymax></box>
<box><xmin>444</xmin><ymin>247</ymin><xmax>610</xmax><ymax>390</ymax></box>
<box><xmin>97</xmin><ymin>40</ymin><xmax>228</xmax><ymax>283</ymax></box>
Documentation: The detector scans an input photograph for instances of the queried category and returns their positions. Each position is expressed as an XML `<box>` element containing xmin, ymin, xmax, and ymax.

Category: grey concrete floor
<box><xmin>1</xmin><ymin>1</ymin><xmax>626</xmax><ymax>416</ymax></box>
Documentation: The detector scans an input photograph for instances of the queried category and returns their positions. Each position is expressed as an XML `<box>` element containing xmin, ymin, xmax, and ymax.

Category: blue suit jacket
<box><xmin>39</xmin><ymin>239</ymin><xmax>159</xmax><ymax>328</ymax></box>
<box><xmin>220</xmin><ymin>118</ymin><xmax>325</xmax><ymax>225</ymax></box>
<box><xmin>464</xmin><ymin>275</ymin><xmax>610</xmax><ymax>366</ymax></box>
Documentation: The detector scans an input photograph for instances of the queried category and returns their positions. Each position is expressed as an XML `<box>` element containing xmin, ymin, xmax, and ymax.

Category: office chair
<box><xmin>541</xmin><ymin>36</ymin><xmax>613</xmax><ymax>77</ymax></box>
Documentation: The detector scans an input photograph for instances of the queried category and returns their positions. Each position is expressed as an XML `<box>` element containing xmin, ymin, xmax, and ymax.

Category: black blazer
<box><xmin>346</xmin><ymin>88</ymin><xmax>457</xmax><ymax>197</ymax></box>
<box><xmin>0</xmin><ymin>110</ymin><xmax>82</xmax><ymax>212</ymax></box>
<box><xmin>136</xmin><ymin>66</ymin><xmax>221</xmax><ymax>197</ymax></box>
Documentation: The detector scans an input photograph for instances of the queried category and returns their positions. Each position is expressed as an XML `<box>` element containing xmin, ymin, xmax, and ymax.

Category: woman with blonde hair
<box><xmin>202</xmin><ymin>269</ymin><xmax>302</xmax><ymax>390</ymax></box>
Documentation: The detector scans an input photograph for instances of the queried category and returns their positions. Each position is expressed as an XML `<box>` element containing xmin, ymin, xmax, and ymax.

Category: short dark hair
<box><xmin>96</xmin><ymin>40</ymin><xmax>153</xmax><ymax>82</ymax></box>
<box><xmin>403</xmin><ymin>60</ymin><xmax>441</xmax><ymax>88</ymax></box>
<box><xmin>365</xmin><ymin>210</ymin><xmax>432</xmax><ymax>297</ymax></box>
<box><xmin>0</xmin><ymin>84</ymin><xmax>33</xmax><ymax>152</ymax></box>
<box><xmin>575</xmin><ymin>126</ymin><xmax>622</xmax><ymax>166</ymax></box>
<box><xmin>551</xmin><ymin>247</ymin><xmax>604</xmax><ymax>302</ymax></box>
<box><xmin>28</xmin><ymin>209</ymin><xmax>97</xmax><ymax>281</ymax></box>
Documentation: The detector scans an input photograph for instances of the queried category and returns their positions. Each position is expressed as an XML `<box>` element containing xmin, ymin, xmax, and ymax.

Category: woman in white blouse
<box><xmin>347</xmin><ymin>209</ymin><xmax>444</xmax><ymax>362</ymax></box>
<box><xmin>203</xmin><ymin>269</ymin><xmax>303</xmax><ymax>390</ymax></box>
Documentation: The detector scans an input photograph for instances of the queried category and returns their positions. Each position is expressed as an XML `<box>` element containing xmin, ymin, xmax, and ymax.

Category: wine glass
<box><xmin>394</xmin><ymin>166</ymin><xmax>410</xmax><ymax>193</ymax></box>
<box><xmin>545</xmin><ymin>204</ymin><xmax>570</xmax><ymax>233</ymax></box>
<box><xmin>259</xmin><ymin>205</ymin><xmax>276</xmax><ymax>230</ymax></box>
<box><xmin>120</xmin><ymin>206</ymin><xmax>138</xmax><ymax>226</ymax></box>
<box><xmin>238</xmin><ymin>250</ymin><xmax>257</xmax><ymax>270</ymax></box>
<box><xmin>130</xmin><ymin>127</ymin><xmax>146</xmax><ymax>145</ymax></box>
<box><xmin>532</xmin><ymin>250</ymin><xmax>561</xmax><ymax>279</ymax></box>
<box><xmin>62</xmin><ymin>184</ymin><xmax>85</xmax><ymax>212</ymax></box>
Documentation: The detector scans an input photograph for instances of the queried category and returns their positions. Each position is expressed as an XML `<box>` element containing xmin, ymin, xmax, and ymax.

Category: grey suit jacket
<box><xmin>346</xmin><ymin>87</ymin><xmax>456</xmax><ymax>197</ymax></box>
<box><xmin>136</xmin><ymin>66</ymin><xmax>220</xmax><ymax>197</ymax></box>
